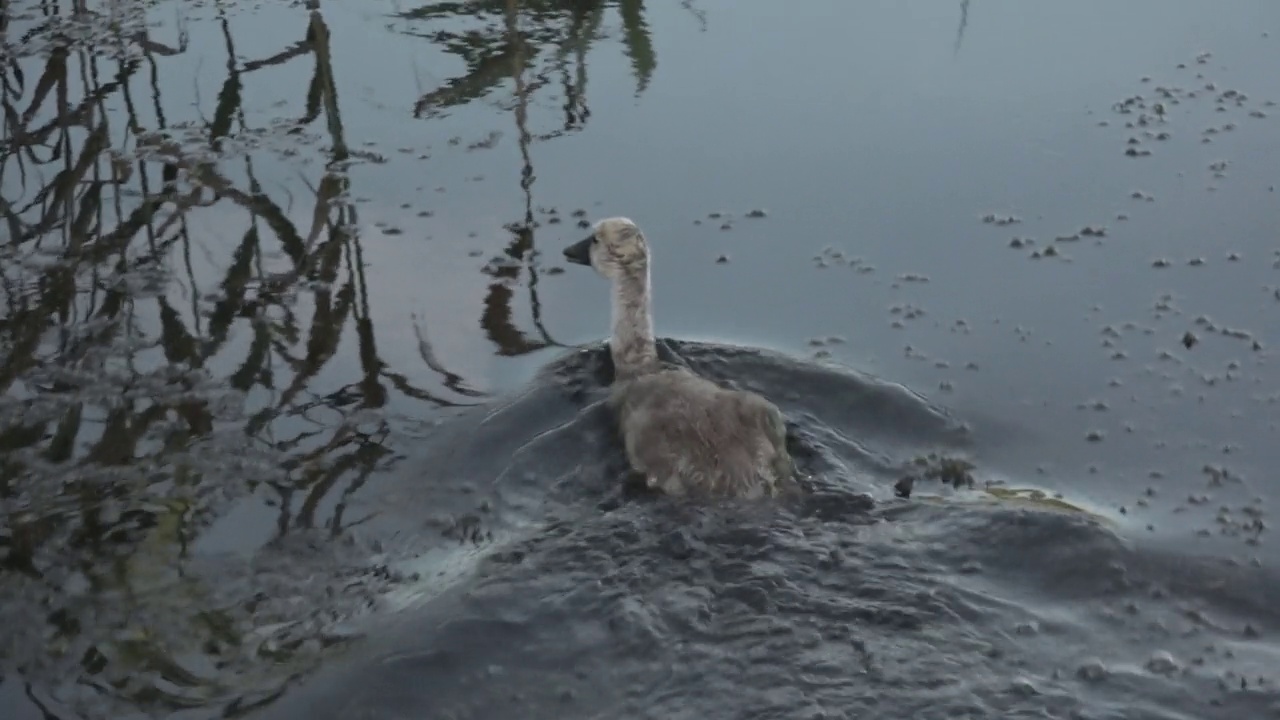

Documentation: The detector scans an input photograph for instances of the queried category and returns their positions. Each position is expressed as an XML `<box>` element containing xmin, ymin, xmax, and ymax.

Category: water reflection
<box><xmin>954</xmin><ymin>0</ymin><xmax>970</xmax><ymax>55</ymax></box>
<box><xmin>396</xmin><ymin>0</ymin><xmax>658</xmax><ymax>358</ymax></box>
<box><xmin>0</xmin><ymin>0</ymin><xmax>659</xmax><ymax>716</ymax></box>
<box><xmin>7</xmin><ymin>0</ymin><xmax>1275</xmax><ymax>717</ymax></box>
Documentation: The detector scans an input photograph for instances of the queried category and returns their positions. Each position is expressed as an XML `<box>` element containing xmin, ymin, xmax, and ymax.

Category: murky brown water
<box><xmin>2</xmin><ymin>1</ymin><xmax>1278</xmax><ymax>718</ymax></box>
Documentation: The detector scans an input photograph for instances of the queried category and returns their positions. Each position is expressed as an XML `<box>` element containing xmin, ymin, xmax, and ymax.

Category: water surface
<box><xmin>1</xmin><ymin>1</ymin><xmax>1278</xmax><ymax>718</ymax></box>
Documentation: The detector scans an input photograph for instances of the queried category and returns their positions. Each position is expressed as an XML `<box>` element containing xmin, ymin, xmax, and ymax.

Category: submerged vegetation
<box><xmin>0</xmin><ymin>0</ymin><xmax>661</xmax><ymax>715</ymax></box>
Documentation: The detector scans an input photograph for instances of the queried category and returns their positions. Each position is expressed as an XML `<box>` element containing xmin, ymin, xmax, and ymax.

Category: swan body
<box><xmin>563</xmin><ymin>217</ymin><xmax>796</xmax><ymax>499</ymax></box>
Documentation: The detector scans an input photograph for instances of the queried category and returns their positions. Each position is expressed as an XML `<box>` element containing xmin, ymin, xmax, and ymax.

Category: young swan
<box><xmin>563</xmin><ymin>217</ymin><xmax>796</xmax><ymax>500</ymax></box>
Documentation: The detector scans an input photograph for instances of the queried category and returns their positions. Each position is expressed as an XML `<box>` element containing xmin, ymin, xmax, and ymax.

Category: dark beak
<box><xmin>563</xmin><ymin>235</ymin><xmax>594</xmax><ymax>266</ymax></box>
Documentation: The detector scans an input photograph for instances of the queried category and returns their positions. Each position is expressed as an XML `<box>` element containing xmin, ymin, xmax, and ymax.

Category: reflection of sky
<box><xmin>9</xmin><ymin>0</ymin><xmax>1277</xmax><ymax>501</ymax></box>
<box><xmin>152</xmin><ymin>2</ymin><xmax>1280</xmax><ymax>481</ymax></box>
<box><xmin>2</xmin><ymin>4</ymin><xmax>1279</xmax><ymax>717</ymax></box>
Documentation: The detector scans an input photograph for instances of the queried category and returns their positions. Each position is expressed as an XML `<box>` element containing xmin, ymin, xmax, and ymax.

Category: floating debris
<box><xmin>1146</xmin><ymin>651</ymin><xmax>1181</xmax><ymax>675</ymax></box>
<box><xmin>982</xmin><ymin>213</ymin><xmax>1021</xmax><ymax>226</ymax></box>
<box><xmin>1031</xmin><ymin>244</ymin><xmax>1061</xmax><ymax>260</ymax></box>
<box><xmin>904</xmin><ymin>453</ymin><xmax>976</xmax><ymax>489</ymax></box>
<box><xmin>888</xmin><ymin>303</ymin><xmax>926</xmax><ymax>320</ymax></box>
<box><xmin>466</xmin><ymin>130</ymin><xmax>503</xmax><ymax>151</ymax></box>
<box><xmin>893</xmin><ymin>476</ymin><xmax>915</xmax><ymax>499</ymax></box>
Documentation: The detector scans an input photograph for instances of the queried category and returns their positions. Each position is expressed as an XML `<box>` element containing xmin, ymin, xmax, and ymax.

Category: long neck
<box><xmin>610</xmin><ymin>263</ymin><xmax>659</xmax><ymax>378</ymax></box>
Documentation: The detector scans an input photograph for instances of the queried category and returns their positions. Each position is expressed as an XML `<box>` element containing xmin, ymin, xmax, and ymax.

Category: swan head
<box><xmin>563</xmin><ymin>216</ymin><xmax>648</xmax><ymax>279</ymax></box>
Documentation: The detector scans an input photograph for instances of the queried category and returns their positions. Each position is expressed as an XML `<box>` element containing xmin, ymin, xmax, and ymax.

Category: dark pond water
<box><xmin>2</xmin><ymin>0</ymin><xmax>1278</xmax><ymax>718</ymax></box>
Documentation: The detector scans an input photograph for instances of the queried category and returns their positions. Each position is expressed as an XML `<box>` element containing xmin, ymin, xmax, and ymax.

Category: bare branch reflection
<box><xmin>954</xmin><ymin>0</ymin><xmax>971</xmax><ymax>56</ymax></box>
<box><xmin>0</xmin><ymin>0</ymin><xmax>667</xmax><ymax>717</ymax></box>
<box><xmin>398</xmin><ymin>0</ymin><xmax>660</xmax><ymax>358</ymax></box>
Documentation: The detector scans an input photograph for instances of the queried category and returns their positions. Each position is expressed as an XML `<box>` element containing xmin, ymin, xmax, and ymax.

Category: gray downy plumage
<box><xmin>563</xmin><ymin>217</ymin><xmax>797</xmax><ymax>499</ymax></box>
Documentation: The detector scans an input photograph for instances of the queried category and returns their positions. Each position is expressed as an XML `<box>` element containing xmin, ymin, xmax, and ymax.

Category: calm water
<box><xmin>2</xmin><ymin>1</ymin><xmax>1278</xmax><ymax>718</ymax></box>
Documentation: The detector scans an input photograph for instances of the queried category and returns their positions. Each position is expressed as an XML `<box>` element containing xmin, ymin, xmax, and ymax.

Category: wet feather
<box><xmin>564</xmin><ymin>217</ymin><xmax>796</xmax><ymax>499</ymax></box>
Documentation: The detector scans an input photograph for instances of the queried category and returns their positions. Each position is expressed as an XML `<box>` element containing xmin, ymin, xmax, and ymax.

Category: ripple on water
<box><xmin>250</xmin><ymin>341</ymin><xmax>1280</xmax><ymax>720</ymax></box>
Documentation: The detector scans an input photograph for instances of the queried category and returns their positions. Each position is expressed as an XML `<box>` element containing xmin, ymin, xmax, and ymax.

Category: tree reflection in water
<box><xmin>0</xmin><ymin>0</ymin><xmax>661</xmax><ymax>716</ymax></box>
